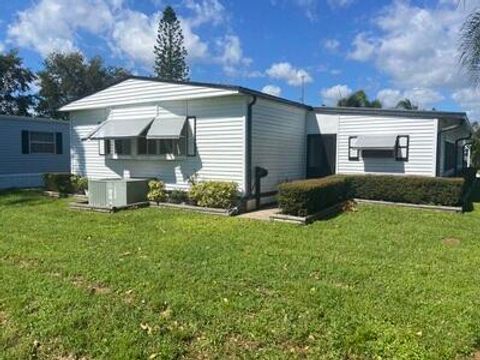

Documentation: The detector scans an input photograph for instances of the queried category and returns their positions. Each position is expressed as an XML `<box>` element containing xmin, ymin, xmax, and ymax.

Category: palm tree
<box><xmin>459</xmin><ymin>10</ymin><xmax>480</xmax><ymax>84</ymax></box>
<box><xmin>337</xmin><ymin>90</ymin><xmax>382</xmax><ymax>108</ymax></box>
<box><xmin>395</xmin><ymin>98</ymin><xmax>418</xmax><ymax>110</ymax></box>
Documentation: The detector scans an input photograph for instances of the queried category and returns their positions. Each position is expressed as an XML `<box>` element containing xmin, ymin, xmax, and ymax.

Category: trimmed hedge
<box><xmin>347</xmin><ymin>175</ymin><xmax>465</xmax><ymax>207</ymax></box>
<box><xmin>278</xmin><ymin>175</ymin><xmax>468</xmax><ymax>216</ymax></box>
<box><xmin>278</xmin><ymin>176</ymin><xmax>349</xmax><ymax>217</ymax></box>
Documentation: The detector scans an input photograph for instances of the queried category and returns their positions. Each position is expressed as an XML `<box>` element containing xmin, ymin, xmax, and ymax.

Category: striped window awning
<box><xmin>84</xmin><ymin>118</ymin><xmax>154</xmax><ymax>140</ymax></box>
<box><xmin>146</xmin><ymin>117</ymin><xmax>186</xmax><ymax>139</ymax></box>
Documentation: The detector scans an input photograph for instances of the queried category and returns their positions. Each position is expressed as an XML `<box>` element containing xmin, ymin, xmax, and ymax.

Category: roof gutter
<box><xmin>245</xmin><ymin>95</ymin><xmax>257</xmax><ymax>197</ymax></box>
<box><xmin>436</xmin><ymin>120</ymin><xmax>465</xmax><ymax>176</ymax></box>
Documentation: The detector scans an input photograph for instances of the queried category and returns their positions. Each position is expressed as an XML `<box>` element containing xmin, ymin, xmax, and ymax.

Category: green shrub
<box><xmin>43</xmin><ymin>173</ymin><xmax>75</xmax><ymax>194</ymax></box>
<box><xmin>278</xmin><ymin>175</ymin><xmax>468</xmax><ymax>216</ymax></box>
<box><xmin>71</xmin><ymin>175</ymin><xmax>88</xmax><ymax>194</ymax></box>
<box><xmin>189</xmin><ymin>181</ymin><xmax>239</xmax><ymax>209</ymax></box>
<box><xmin>347</xmin><ymin>175</ymin><xmax>466</xmax><ymax>207</ymax></box>
<box><xmin>168</xmin><ymin>189</ymin><xmax>189</xmax><ymax>204</ymax></box>
<box><xmin>147</xmin><ymin>180</ymin><xmax>166</xmax><ymax>204</ymax></box>
<box><xmin>278</xmin><ymin>176</ymin><xmax>349</xmax><ymax>216</ymax></box>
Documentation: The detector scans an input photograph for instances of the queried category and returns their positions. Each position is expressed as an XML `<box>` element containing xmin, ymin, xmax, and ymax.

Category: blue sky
<box><xmin>1</xmin><ymin>0</ymin><xmax>480</xmax><ymax>118</ymax></box>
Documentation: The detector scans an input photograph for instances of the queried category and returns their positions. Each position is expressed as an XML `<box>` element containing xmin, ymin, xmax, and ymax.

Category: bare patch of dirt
<box><xmin>442</xmin><ymin>238</ymin><xmax>461</xmax><ymax>246</ymax></box>
<box><xmin>472</xmin><ymin>350</ymin><xmax>480</xmax><ymax>360</ymax></box>
<box><xmin>0</xmin><ymin>311</ymin><xmax>9</xmax><ymax>325</ymax></box>
<box><xmin>70</xmin><ymin>275</ymin><xmax>111</xmax><ymax>295</ymax></box>
<box><xmin>225</xmin><ymin>334</ymin><xmax>261</xmax><ymax>352</ymax></box>
<box><xmin>3</xmin><ymin>255</ymin><xmax>40</xmax><ymax>269</ymax></box>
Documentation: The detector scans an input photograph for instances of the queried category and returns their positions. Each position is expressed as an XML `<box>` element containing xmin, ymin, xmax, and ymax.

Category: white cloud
<box><xmin>348</xmin><ymin>1</ymin><xmax>472</xmax><ymax>89</ymax></box>
<box><xmin>0</xmin><ymin>42</ymin><xmax>4</xmax><ymax>52</ymax></box>
<box><xmin>347</xmin><ymin>1</ymin><xmax>480</xmax><ymax>116</ymax></box>
<box><xmin>452</xmin><ymin>88</ymin><xmax>480</xmax><ymax>120</ymax></box>
<box><xmin>216</xmin><ymin>35</ymin><xmax>252</xmax><ymax>75</ymax></box>
<box><xmin>321</xmin><ymin>84</ymin><xmax>352</xmax><ymax>105</ymax></box>
<box><xmin>7</xmin><ymin>0</ymin><xmax>116</xmax><ymax>56</ymax></box>
<box><xmin>324</xmin><ymin>39</ymin><xmax>340</xmax><ymax>52</ymax></box>
<box><xmin>184</xmin><ymin>0</ymin><xmax>226</xmax><ymax>27</ymax></box>
<box><xmin>110</xmin><ymin>10</ymin><xmax>157</xmax><ymax>66</ymax></box>
<box><xmin>295</xmin><ymin>0</ymin><xmax>317</xmax><ymax>21</ymax></box>
<box><xmin>327</xmin><ymin>0</ymin><xmax>355</xmax><ymax>9</ymax></box>
<box><xmin>266</xmin><ymin>62</ymin><xmax>313</xmax><ymax>86</ymax></box>
<box><xmin>262</xmin><ymin>84</ymin><xmax>282</xmax><ymax>97</ymax></box>
<box><xmin>403</xmin><ymin>88</ymin><xmax>444</xmax><ymax>107</ymax></box>
<box><xmin>348</xmin><ymin>33</ymin><xmax>375</xmax><ymax>61</ymax></box>
<box><xmin>5</xmin><ymin>0</ymin><xmax>252</xmax><ymax>75</ymax></box>
<box><xmin>377</xmin><ymin>87</ymin><xmax>443</xmax><ymax>109</ymax></box>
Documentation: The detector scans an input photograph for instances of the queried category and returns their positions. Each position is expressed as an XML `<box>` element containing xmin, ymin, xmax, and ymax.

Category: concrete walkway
<box><xmin>238</xmin><ymin>207</ymin><xmax>280</xmax><ymax>221</ymax></box>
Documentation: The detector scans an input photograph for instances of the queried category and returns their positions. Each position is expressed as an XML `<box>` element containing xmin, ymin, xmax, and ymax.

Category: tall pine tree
<box><xmin>153</xmin><ymin>6</ymin><xmax>189</xmax><ymax>81</ymax></box>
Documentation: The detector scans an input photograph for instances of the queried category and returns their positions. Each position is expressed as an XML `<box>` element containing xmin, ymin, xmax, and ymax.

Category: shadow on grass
<box><xmin>0</xmin><ymin>189</ymin><xmax>47</xmax><ymax>206</ymax></box>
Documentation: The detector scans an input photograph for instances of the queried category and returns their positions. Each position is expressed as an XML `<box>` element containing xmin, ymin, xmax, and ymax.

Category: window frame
<box><xmin>98</xmin><ymin>139</ymin><xmax>111</xmax><ymax>156</ymax></box>
<box><xmin>186</xmin><ymin>116</ymin><xmax>197</xmax><ymax>157</ymax></box>
<box><xmin>395</xmin><ymin>135</ymin><xmax>410</xmax><ymax>162</ymax></box>
<box><xmin>348</xmin><ymin>136</ymin><xmax>359</xmax><ymax>161</ymax></box>
<box><xmin>29</xmin><ymin>131</ymin><xmax>56</xmax><ymax>154</ymax></box>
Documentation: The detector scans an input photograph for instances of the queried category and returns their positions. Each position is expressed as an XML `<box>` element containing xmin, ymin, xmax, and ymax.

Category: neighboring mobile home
<box><xmin>0</xmin><ymin>115</ymin><xmax>70</xmax><ymax>189</ymax></box>
<box><xmin>60</xmin><ymin>77</ymin><xmax>472</xmax><ymax>209</ymax></box>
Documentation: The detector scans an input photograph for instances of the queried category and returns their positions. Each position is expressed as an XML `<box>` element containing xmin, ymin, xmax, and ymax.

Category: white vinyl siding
<box><xmin>337</xmin><ymin>115</ymin><xmax>437</xmax><ymax>177</ymax></box>
<box><xmin>252</xmin><ymin>98</ymin><xmax>307</xmax><ymax>193</ymax></box>
<box><xmin>70</xmin><ymin>96</ymin><xmax>246</xmax><ymax>192</ymax></box>
<box><xmin>61</xmin><ymin>78</ymin><xmax>238</xmax><ymax>111</ymax></box>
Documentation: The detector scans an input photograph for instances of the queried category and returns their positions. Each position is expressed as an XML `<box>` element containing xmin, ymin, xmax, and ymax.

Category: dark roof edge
<box><xmin>314</xmin><ymin>106</ymin><xmax>469</xmax><ymax>121</ymax></box>
<box><xmin>0</xmin><ymin>114</ymin><xmax>68</xmax><ymax>124</ymax></box>
<box><xmin>60</xmin><ymin>75</ymin><xmax>312</xmax><ymax>111</ymax></box>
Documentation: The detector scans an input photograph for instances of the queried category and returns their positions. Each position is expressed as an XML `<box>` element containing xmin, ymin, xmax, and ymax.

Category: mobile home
<box><xmin>60</xmin><ymin>77</ymin><xmax>471</xmax><ymax>209</ymax></box>
<box><xmin>0</xmin><ymin>115</ymin><xmax>70</xmax><ymax>189</ymax></box>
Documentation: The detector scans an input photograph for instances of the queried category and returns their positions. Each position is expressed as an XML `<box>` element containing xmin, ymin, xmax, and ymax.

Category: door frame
<box><xmin>306</xmin><ymin>134</ymin><xmax>337</xmax><ymax>179</ymax></box>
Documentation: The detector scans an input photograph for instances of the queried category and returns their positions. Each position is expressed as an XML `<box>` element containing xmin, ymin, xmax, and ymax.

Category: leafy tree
<box><xmin>153</xmin><ymin>6</ymin><xmax>189</xmax><ymax>81</ymax></box>
<box><xmin>36</xmin><ymin>52</ymin><xmax>129</xmax><ymax>118</ymax></box>
<box><xmin>460</xmin><ymin>10</ymin><xmax>480</xmax><ymax>84</ymax></box>
<box><xmin>0</xmin><ymin>49</ymin><xmax>36</xmax><ymax>116</ymax></box>
<box><xmin>337</xmin><ymin>90</ymin><xmax>382</xmax><ymax>108</ymax></box>
<box><xmin>395</xmin><ymin>98</ymin><xmax>419</xmax><ymax>110</ymax></box>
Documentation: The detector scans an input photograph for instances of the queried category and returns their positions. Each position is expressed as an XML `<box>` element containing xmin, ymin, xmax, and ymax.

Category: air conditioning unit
<box><xmin>88</xmin><ymin>178</ymin><xmax>148</xmax><ymax>208</ymax></box>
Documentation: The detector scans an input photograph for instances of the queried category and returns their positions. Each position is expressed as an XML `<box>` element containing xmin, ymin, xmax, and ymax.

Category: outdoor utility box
<box><xmin>88</xmin><ymin>178</ymin><xmax>149</xmax><ymax>208</ymax></box>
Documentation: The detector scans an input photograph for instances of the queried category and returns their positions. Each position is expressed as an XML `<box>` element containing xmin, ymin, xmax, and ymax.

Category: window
<box><xmin>444</xmin><ymin>141</ymin><xmax>455</xmax><ymax>171</ymax></box>
<box><xmin>348</xmin><ymin>136</ymin><xmax>359</xmax><ymax>161</ymax></box>
<box><xmin>395</xmin><ymin>135</ymin><xmax>409</xmax><ymax>161</ymax></box>
<box><xmin>186</xmin><ymin>116</ymin><xmax>196</xmax><ymax>157</ymax></box>
<box><xmin>136</xmin><ymin>121</ymin><xmax>190</xmax><ymax>157</ymax></box>
<box><xmin>99</xmin><ymin>139</ymin><xmax>111</xmax><ymax>155</ymax></box>
<box><xmin>29</xmin><ymin>131</ymin><xmax>56</xmax><ymax>154</ymax></box>
<box><xmin>362</xmin><ymin>149</ymin><xmax>394</xmax><ymax>158</ymax></box>
<box><xmin>114</xmin><ymin>139</ymin><xmax>131</xmax><ymax>155</ymax></box>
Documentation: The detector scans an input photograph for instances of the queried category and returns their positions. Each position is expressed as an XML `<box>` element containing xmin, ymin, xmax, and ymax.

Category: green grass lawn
<box><xmin>1</xmin><ymin>190</ymin><xmax>480</xmax><ymax>359</ymax></box>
